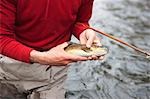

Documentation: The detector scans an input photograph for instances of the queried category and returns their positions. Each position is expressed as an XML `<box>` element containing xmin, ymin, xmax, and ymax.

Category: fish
<box><xmin>64</xmin><ymin>42</ymin><xmax>108</xmax><ymax>57</ymax></box>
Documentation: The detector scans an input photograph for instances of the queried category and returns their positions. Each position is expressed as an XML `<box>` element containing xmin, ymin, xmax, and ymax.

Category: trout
<box><xmin>64</xmin><ymin>42</ymin><xmax>108</xmax><ymax>56</ymax></box>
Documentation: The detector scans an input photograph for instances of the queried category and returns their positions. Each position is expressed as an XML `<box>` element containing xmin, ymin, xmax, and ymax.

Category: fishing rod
<box><xmin>78</xmin><ymin>23</ymin><xmax>150</xmax><ymax>58</ymax></box>
<box><xmin>90</xmin><ymin>27</ymin><xmax>150</xmax><ymax>58</ymax></box>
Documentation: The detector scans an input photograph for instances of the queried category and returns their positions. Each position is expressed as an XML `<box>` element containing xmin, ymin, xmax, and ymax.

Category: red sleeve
<box><xmin>0</xmin><ymin>0</ymin><xmax>33</xmax><ymax>63</ymax></box>
<box><xmin>72</xmin><ymin>0</ymin><xmax>94</xmax><ymax>39</ymax></box>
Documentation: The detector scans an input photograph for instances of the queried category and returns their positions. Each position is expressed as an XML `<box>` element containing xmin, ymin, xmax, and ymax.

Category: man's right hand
<box><xmin>30</xmin><ymin>42</ymin><xmax>88</xmax><ymax>66</ymax></box>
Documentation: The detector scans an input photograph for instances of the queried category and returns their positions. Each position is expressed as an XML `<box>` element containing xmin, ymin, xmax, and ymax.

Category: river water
<box><xmin>65</xmin><ymin>0</ymin><xmax>150</xmax><ymax>99</ymax></box>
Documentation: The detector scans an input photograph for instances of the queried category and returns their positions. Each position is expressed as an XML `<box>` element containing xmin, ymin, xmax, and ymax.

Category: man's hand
<box><xmin>79</xmin><ymin>29</ymin><xmax>104</xmax><ymax>60</ymax></box>
<box><xmin>30</xmin><ymin>42</ymin><xmax>88</xmax><ymax>66</ymax></box>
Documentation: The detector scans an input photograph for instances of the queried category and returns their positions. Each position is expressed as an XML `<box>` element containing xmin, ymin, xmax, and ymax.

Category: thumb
<box><xmin>59</xmin><ymin>42</ymin><xmax>69</xmax><ymax>48</ymax></box>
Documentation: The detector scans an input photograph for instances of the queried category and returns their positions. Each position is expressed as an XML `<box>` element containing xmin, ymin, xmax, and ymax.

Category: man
<box><xmin>0</xmin><ymin>0</ymin><xmax>103</xmax><ymax>99</ymax></box>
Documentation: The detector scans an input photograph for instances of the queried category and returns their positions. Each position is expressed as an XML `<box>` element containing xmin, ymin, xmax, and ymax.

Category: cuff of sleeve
<box><xmin>72</xmin><ymin>22</ymin><xmax>90</xmax><ymax>39</ymax></box>
<box><xmin>20</xmin><ymin>46</ymin><xmax>33</xmax><ymax>63</ymax></box>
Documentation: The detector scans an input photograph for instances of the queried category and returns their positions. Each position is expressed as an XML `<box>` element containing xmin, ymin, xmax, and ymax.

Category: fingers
<box><xmin>93</xmin><ymin>36</ymin><xmax>102</xmax><ymax>46</ymax></box>
<box><xmin>98</xmin><ymin>56</ymin><xmax>105</xmax><ymax>60</ymax></box>
<box><xmin>62</xmin><ymin>55</ymin><xmax>105</xmax><ymax>66</ymax></box>
<box><xmin>85</xmin><ymin>30</ymin><xmax>96</xmax><ymax>48</ymax></box>
<box><xmin>79</xmin><ymin>31</ymin><xmax>87</xmax><ymax>45</ymax></box>
<box><xmin>87</xmin><ymin>55</ymin><xmax>105</xmax><ymax>60</ymax></box>
<box><xmin>65</xmin><ymin>54</ymin><xmax>88</xmax><ymax>61</ymax></box>
<box><xmin>86</xmin><ymin>36</ymin><xmax>95</xmax><ymax>48</ymax></box>
<box><xmin>80</xmin><ymin>29</ymin><xmax>101</xmax><ymax>48</ymax></box>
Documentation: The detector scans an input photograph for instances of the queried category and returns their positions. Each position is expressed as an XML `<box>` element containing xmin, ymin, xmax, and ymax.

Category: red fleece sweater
<box><xmin>0</xmin><ymin>0</ymin><xmax>93</xmax><ymax>63</ymax></box>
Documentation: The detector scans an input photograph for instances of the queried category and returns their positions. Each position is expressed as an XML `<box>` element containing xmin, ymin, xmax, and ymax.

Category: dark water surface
<box><xmin>65</xmin><ymin>0</ymin><xmax>150</xmax><ymax>99</ymax></box>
